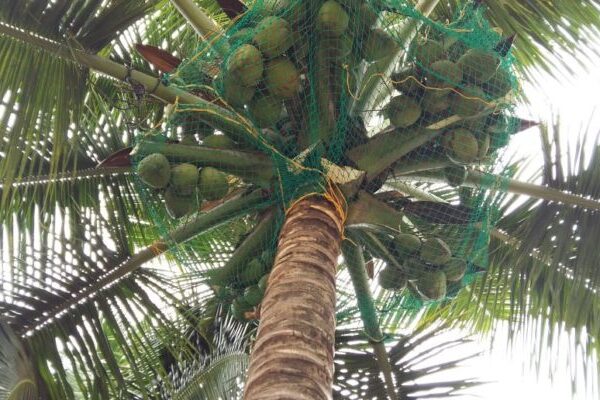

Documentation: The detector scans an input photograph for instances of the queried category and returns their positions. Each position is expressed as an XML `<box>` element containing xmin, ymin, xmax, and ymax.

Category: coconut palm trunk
<box><xmin>243</xmin><ymin>194</ymin><xmax>344</xmax><ymax>400</ymax></box>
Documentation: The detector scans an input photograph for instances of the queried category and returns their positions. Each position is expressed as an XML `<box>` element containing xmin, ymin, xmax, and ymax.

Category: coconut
<box><xmin>420</xmin><ymin>238</ymin><xmax>452</xmax><ymax>265</ymax></box>
<box><xmin>391</xmin><ymin>68</ymin><xmax>424</xmax><ymax>97</ymax></box>
<box><xmin>180</xmin><ymin>134</ymin><xmax>198</xmax><ymax>146</ymax></box>
<box><xmin>170</xmin><ymin>163</ymin><xmax>199</xmax><ymax>196</ymax></box>
<box><xmin>265</xmin><ymin>58</ymin><xmax>300</xmax><ymax>99</ymax></box>
<box><xmin>218</xmin><ymin>73</ymin><xmax>255</xmax><ymax>107</ymax></box>
<box><xmin>450</xmin><ymin>86</ymin><xmax>487</xmax><ymax>117</ymax></box>
<box><xmin>477</xmin><ymin>133</ymin><xmax>491</xmax><ymax>159</ymax></box>
<box><xmin>416</xmin><ymin>271</ymin><xmax>447</xmax><ymax>300</ymax></box>
<box><xmin>447</xmin><ymin>40</ymin><xmax>468</xmax><ymax>62</ymax></box>
<box><xmin>350</xmin><ymin>2</ymin><xmax>378</xmax><ymax>35</ymax></box>
<box><xmin>444</xmin><ymin>166</ymin><xmax>468</xmax><ymax>187</ymax></box>
<box><xmin>414</xmin><ymin>39</ymin><xmax>446</xmax><ymax>66</ymax></box>
<box><xmin>137</xmin><ymin>153</ymin><xmax>171</xmax><ymax>189</ymax></box>
<box><xmin>253</xmin><ymin>16</ymin><xmax>293</xmax><ymax>58</ymax></box>
<box><xmin>363</xmin><ymin>29</ymin><xmax>398</xmax><ymax>62</ymax></box>
<box><xmin>228</xmin><ymin>27</ymin><xmax>253</xmax><ymax>45</ymax></box>
<box><xmin>249</xmin><ymin>94</ymin><xmax>283</xmax><ymax>127</ymax></box>
<box><xmin>385</xmin><ymin>95</ymin><xmax>422</xmax><ymax>128</ymax></box>
<box><xmin>243</xmin><ymin>285</ymin><xmax>264</xmax><ymax>306</ymax></box>
<box><xmin>444</xmin><ymin>128</ymin><xmax>479</xmax><ymax>163</ymax></box>
<box><xmin>203</xmin><ymin>134</ymin><xmax>237</xmax><ymax>149</ymax></box>
<box><xmin>421</xmin><ymin>91</ymin><xmax>450</xmax><ymax>114</ymax></box>
<box><xmin>393</xmin><ymin>233</ymin><xmax>422</xmax><ymax>256</ymax></box>
<box><xmin>164</xmin><ymin>187</ymin><xmax>198</xmax><ymax>218</ymax></box>
<box><xmin>443</xmin><ymin>258</ymin><xmax>468</xmax><ymax>282</ymax></box>
<box><xmin>198</xmin><ymin>167</ymin><xmax>229</xmax><ymax>201</ymax></box>
<box><xmin>426</xmin><ymin>60</ymin><xmax>463</xmax><ymax>96</ymax></box>
<box><xmin>227</xmin><ymin>44</ymin><xmax>264</xmax><ymax>87</ymax></box>
<box><xmin>484</xmin><ymin>67</ymin><xmax>513</xmax><ymax>99</ymax></box>
<box><xmin>231</xmin><ymin>298</ymin><xmax>253</xmax><ymax>321</ymax></box>
<box><xmin>316</xmin><ymin>1</ymin><xmax>349</xmax><ymax>37</ymax></box>
<box><xmin>458</xmin><ymin>49</ymin><xmax>499</xmax><ymax>83</ymax></box>
<box><xmin>240</xmin><ymin>258</ymin><xmax>266</xmax><ymax>285</ymax></box>
<box><xmin>258</xmin><ymin>274</ymin><xmax>270</xmax><ymax>292</ymax></box>
<box><xmin>378</xmin><ymin>266</ymin><xmax>407</xmax><ymax>291</ymax></box>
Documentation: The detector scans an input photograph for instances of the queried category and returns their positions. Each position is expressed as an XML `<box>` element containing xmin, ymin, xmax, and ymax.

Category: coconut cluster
<box><xmin>215</xmin><ymin>249</ymin><xmax>274</xmax><ymax>322</ymax></box>
<box><xmin>387</xmin><ymin>34</ymin><xmax>515</xmax><ymax>169</ymax></box>
<box><xmin>376</xmin><ymin>234</ymin><xmax>468</xmax><ymax>301</ymax></box>
<box><xmin>137</xmin><ymin>150</ymin><xmax>230</xmax><ymax>219</ymax></box>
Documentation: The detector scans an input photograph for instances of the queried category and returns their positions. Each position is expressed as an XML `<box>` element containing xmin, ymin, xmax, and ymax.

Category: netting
<box><xmin>132</xmin><ymin>0</ymin><xmax>519</xmax><ymax>323</ymax></box>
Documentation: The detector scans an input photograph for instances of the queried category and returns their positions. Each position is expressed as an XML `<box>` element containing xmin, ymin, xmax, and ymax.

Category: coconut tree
<box><xmin>1</xmin><ymin>0</ymin><xmax>600</xmax><ymax>399</ymax></box>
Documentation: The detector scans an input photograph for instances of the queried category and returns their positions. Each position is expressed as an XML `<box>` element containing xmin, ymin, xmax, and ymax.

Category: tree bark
<box><xmin>243</xmin><ymin>195</ymin><xmax>344</xmax><ymax>400</ymax></box>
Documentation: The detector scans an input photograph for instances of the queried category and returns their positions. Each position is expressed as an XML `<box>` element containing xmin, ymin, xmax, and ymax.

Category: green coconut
<box><xmin>258</xmin><ymin>274</ymin><xmax>270</xmax><ymax>292</ymax></box>
<box><xmin>416</xmin><ymin>271</ymin><xmax>447</xmax><ymax>300</ymax></box>
<box><xmin>219</xmin><ymin>73</ymin><xmax>255</xmax><ymax>107</ymax></box>
<box><xmin>426</xmin><ymin>60</ymin><xmax>463</xmax><ymax>95</ymax></box>
<box><xmin>243</xmin><ymin>285</ymin><xmax>264</xmax><ymax>306</ymax></box>
<box><xmin>198</xmin><ymin>167</ymin><xmax>229</xmax><ymax>201</ymax></box>
<box><xmin>316</xmin><ymin>1</ymin><xmax>349</xmax><ymax>37</ymax></box>
<box><xmin>253</xmin><ymin>16</ymin><xmax>293</xmax><ymax>58</ymax></box>
<box><xmin>265</xmin><ymin>58</ymin><xmax>300</xmax><ymax>99</ymax></box>
<box><xmin>378</xmin><ymin>266</ymin><xmax>407</xmax><ymax>291</ymax></box>
<box><xmin>214</xmin><ymin>285</ymin><xmax>232</xmax><ymax>300</ymax></box>
<box><xmin>393</xmin><ymin>233</ymin><xmax>422</xmax><ymax>256</ymax></box>
<box><xmin>228</xmin><ymin>27</ymin><xmax>253</xmax><ymax>45</ymax></box>
<box><xmin>444</xmin><ymin>128</ymin><xmax>479</xmax><ymax>163</ymax></box>
<box><xmin>137</xmin><ymin>153</ymin><xmax>171</xmax><ymax>189</ymax></box>
<box><xmin>477</xmin><ymin>133</ymin><xmax>491</xmax><ymax>159</ymax></box>
<box><xmin>421</xmin><ymin>91</ymin><xmax>450</xmax><ymax>114</ymax></box>
<box><xmin>248</xmin><ymin>94</ymin><xmax>283</xmax><ymax>127</ymax></box>
<box><xmin>240</xmin><ymin>258</ymin><xmax>267</xmax><ymax>285</ymax></box>
<box><xmin>414</xmin><ymin>39</ymin><xmax>446</xmax><ymax>66</ymax></box>
<box><xmin>385</xmin><ymin>95</ymin><xmax>422</xmax><ymax>128</ymax></box>
<box><xmin>450</xmin><ymin>86</ymin><xmax>487</xmax><ymax>117</ymax></box>
<box><xmin>164</xmin><ymin>187</ymin><xmax>198</xmax><ymax>219</ymax></box>
<box><xmin>443</xmin><ymin>258</ymin><xmax>468</xmax><ymax>282</ymax></box>
<box><xmin>458</xmin><ymin>48</ymin><xmax>499</xmax><ymax>83</ymax></box>
<box><xmin>391</xmin><ymin>68</ymin><xmax>424</xmax><ymax>97</ymax></box>
<box><xmin>231</xmin><ymin>298</ymin><xmax>253</xmax><ymax>321</ymax></box>
<box><xmin>444</xmin><ymin>166</ymin><xmax>468</xmax><ymax>187</ymax></box>
<box><xmin>203</xmin><ymin>134</ymin><xmax>237</xmax><ymax>149</ymax></box>
<box><xmin>350</xmin><ymin>2</ymin><xmax>378</xmax><ymax>35</ymax></box>
<box><xmin>447</xmin><ymin>40</ymin><xmax>468</xmax><ymax>62</ymax></box>
<box><xmin>180</xmin><ymin>134</ymin><xmax>198</xmax><ymax>146</ymax></box>
<box><xmin>363</xmin><ymin>29</ymin><xmax>398</xmax><ymax>62</ymax></box>
<box><xmin>170</xmin><ymin>163</ymin><xmax>199</xmax><ymax>196</ymax></box>
<box><xmin>420</xmin><ymin>238</ymin><xmax>452</xmax><ymax>265</ymax></box>
<box><xmin>484</xmin><ymin>67</ymin><xmax>513</xmax><ymax>99</ymax></box>
<box><xmin>227</xmin><ymin>44</ymin><xmax>264</xmax><ymax>87</ymax></box>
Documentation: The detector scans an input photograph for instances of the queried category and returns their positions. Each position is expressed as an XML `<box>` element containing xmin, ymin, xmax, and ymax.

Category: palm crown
<box><xmin>1</xmin><ymin>0</ymin><xmax>600</xmax><ymax>399</ymax></box>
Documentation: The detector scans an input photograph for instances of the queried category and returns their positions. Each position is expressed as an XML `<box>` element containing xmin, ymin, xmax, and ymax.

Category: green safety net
<box><xmin>132</xmin><ymin>0</ymin><xmax>519</xmax><ymax>325</ymax></box>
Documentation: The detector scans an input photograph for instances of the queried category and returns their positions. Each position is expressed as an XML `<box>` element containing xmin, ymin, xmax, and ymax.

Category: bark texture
<box><xmin>243</xmin><ymin>195</ymin><xmax>344</xmax><ymax>400</ymax></box>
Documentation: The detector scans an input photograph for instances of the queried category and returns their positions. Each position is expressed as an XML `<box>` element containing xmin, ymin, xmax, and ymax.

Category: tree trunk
<box><xmin>243</xmin><ymin>195</ymin><xmax>344</xmax><ymax>400</ymax></box>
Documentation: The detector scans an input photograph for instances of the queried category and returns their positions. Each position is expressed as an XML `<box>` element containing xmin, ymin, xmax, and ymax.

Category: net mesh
<box><xmin>132</xmin><ymin>0</ymin><xmax>519</xmax><ymax>322</ymax></box>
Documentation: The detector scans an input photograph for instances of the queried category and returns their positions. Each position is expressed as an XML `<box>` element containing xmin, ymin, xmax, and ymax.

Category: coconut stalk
<box><xmin>133</xmin><ymin>141</ymin><xmax>273</xmax><ymax>186</ymax></box>
<box><xmin>243</xmin><ymin>194</ymin><xmax>344</xmax><ymax>399</ymax></box>
<box><xmin>0</xmin><ymin>22</ymin><xmax>258</xmax><ymax>147</ymax></box>
<box><xmin>170</xmin><ymin>0</ymin><xmax>223</xmax><ymax>40</ymax></box>
<box><xmin>23</xmin><ymin>189</ymin><xmax>269</xmax><ymax>336</ymax></box>
<box><xmin>341</xmin><ymin>238</ymin><xmax>398</xmax><ymax>400</ymax></box>
<box><xmin>351</xmin><ymin>0</ymin><xmax>441</xmax><ymax>114</ymax></box>
<box><xmin>346</xmin><ymin>190</ymin><xmax>405</xmax><ymax>228</ymax></box>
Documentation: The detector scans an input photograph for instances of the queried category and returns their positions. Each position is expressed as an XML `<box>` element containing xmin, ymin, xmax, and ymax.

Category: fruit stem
<box><xmin>169</xmin><ymin>0</ymin><xmax>229</xmax><ymax>54</ymax></box>
<box><xmin>346</xmin><ymin>190</ymin><xmax>405</xmax><ymax>228</ymax></box>
<box><xmin>0</xmin><ymin>22</ymin><xmax>258</xmax><ymax>147</ymax></box>
<box><xmin>132</xmin><ymin>141</ymin><xmax>273</xmax><ymax>187</ymax></box>
<box><xmin>351</xmin><ymin>0</ymin><xmax>441</xmax><ymax>114</ymax></box>
<box><xmin>342</xmin><ymin>238</ymin><xmax>398</xmax><ymax>400</ymax></box>
<box><xmin>393</xmin><ymin>157</ymin><xmax>452</xmax><ymax>175</ymax></box>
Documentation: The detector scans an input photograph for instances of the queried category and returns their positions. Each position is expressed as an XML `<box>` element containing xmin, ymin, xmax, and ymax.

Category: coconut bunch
<box><xmin>214</xmin><ymin>249</ymin><xmax>275</xmax><ymax>322</ymax></box>
<box><xmin>136</xmin><ymin>151</ymin><xmax>230</xmax><ymax>219</ymax></box>
<box><xmin>386</xmin><ymin>31</ymin><xmax>516</xmax><ymax>171</ymax></box>
<box><xmin>366</xmin><ymin>232</ymin><xmax>468</xmax><ymax>301</ymax></box>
